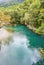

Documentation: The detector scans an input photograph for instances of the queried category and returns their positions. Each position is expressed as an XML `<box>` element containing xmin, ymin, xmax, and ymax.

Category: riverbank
<box><xmin>26</xmin><ymin>25</ymin><xmax>44</xmax><ymax>36</ymax></box>
<box><xmin>39</xmin><ymin>48</ymin><xmax>44</xmax><ymax>59</ymax></box>
<box><xmin>1</xmin><ymin>23</ymin><xmax>44</xmax><ymax>36</ymax></box>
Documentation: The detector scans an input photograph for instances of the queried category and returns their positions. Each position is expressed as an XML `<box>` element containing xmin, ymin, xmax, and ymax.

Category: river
<box><xmin>0</xmin><ymin>24</ymin><xmax>44</xmax><ymax>65</ymax></box>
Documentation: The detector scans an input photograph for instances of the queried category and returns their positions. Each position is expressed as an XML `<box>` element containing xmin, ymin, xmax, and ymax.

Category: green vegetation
<box><xmin>0</xmin><ymin>0</ymin><xmax>44</xmax><ymax>35</ymax></box>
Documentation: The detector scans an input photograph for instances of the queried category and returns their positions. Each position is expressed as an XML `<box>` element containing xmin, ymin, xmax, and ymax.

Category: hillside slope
<box><xmin>0</xmin><ymin>0</ymin><xmax>44</xmax><ymax>35</ymax></box>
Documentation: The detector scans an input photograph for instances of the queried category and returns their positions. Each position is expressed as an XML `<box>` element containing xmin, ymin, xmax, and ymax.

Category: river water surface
<box><xmin>0</xmin><ymin>25</ymin><xmax>44</xmax><ymax>65</ymax></box>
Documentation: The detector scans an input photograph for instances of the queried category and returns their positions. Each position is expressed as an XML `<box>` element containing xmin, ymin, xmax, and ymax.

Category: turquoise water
<box><xmin>0</xmin><ymin>24</ymin><xmax>44</xmax><ymax>65</ymax></box>
<box><xmin>5</xmin><ymin>24</ymin><xmax>44</xmax><ymax>49</ymax></box>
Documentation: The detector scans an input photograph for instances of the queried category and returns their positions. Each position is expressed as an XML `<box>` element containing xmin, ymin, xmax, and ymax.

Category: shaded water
<box><xmin>0</xmin><ymin>25</ymin><xmax>44</xmax><ymax>65</ymax></box>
